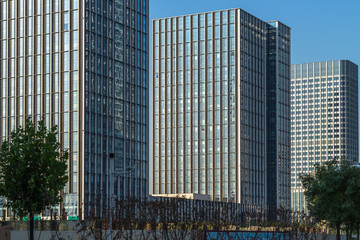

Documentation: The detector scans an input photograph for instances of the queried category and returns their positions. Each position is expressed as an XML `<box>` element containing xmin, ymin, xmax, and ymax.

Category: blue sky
<box><xmin>150</xmin><ymin>0</ymin><xmax>360</xmax><ymax>65</ymax></box>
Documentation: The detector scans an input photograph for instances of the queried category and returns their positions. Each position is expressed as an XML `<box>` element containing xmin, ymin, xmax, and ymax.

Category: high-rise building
<box><xmin>152</xmin><ymin>8</ymin><xmax>291</xmax><ymax>210</ymax></box>
<box><xmin>291</xmin><ymin>60</ymin><xmax>358</xmax><ymax>211</ymax></box>
<box><xmin>266</xmin><ymin>21</ymin><xmax>291</xmax><ymax>212</ymax></box>
<box><xmin>0</xmin><ymin>0</ymin><xmax>149</xmax><ymax>218</ymax></box>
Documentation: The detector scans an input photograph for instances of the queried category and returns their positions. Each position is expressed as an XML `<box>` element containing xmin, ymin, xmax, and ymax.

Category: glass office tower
<box><xmin>0</xmin><ymin>0</ymin><xmax>149</xmax><ymax>219</ymax></box>
<box><xmin>152</xmin><ymin>8</ymin><xmax>291</xmax><ymax>210</ymax></box>
<box><xmin>266</xmin><ymin>21</ymin><xmax>291</xmax><ymax>212</ymax></box>
<box><xmin>291</xmin><ymin>60</ymin><xmax>358</xmax><ymax>211</ymax></box>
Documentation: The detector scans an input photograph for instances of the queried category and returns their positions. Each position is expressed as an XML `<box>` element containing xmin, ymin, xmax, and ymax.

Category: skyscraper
<box><xmin>0</xmin><ymin>0</ymin><xmax>149</xmax><ymax>219</ymax></box>
<box><xmin>291</xmin><ymin>60</ymin><xmax>358</xmax><ymax>211</ymax></box>
<box><xmin>266</xmin><ymin>21</ymin><xmax>291</xmax><ymax>212</ymax></box>
<box><xmin>152</xmin><ymin>8</ymin><xmax>291</xmax><ymax>210</ymax></box>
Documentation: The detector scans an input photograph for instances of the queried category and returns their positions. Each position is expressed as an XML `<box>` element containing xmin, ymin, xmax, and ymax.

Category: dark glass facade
<box><xmin>83</xmin><ymin>0</ymin><xmax>149</xmax><ymax>217</ymax></box>
<box><xmin>266</xmin><ymin>21</ymin><xmax>291</xmax><ymax>212</ymax></box>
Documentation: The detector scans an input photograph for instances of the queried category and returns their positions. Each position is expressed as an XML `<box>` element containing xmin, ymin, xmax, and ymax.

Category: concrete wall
<box><xmin>10</xmin><ymin>230</ymin><xmax>196</xmax><ymax>240</ymax></box>
<box><xmin>11</xmin><ymin>231</ymin><xmax>79</xmax><ymax>240</ymax></box>
<box><xmin>9</xmin><ymin>230</ymin><xmax>350</xmax><ymax>240</ymax></box>
<box><xmin>0</xmin><ymin>226</ymin><xmax>12</xmax><ymax>240</ymax></box>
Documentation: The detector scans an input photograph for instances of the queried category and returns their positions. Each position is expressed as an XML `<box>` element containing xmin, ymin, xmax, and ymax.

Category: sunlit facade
<box><xmin>0</xmin><ymin>0</ymin><xmax>149</xmax><ymax>219</ymax></box>
<box><xmin>291</xmin><ymin>60</ymin><xmax>358</xmax><ymax>211</ymax></box>
<box><xmin>152</xmin><ymin>8</ymin><xmax>291</xmax><ymax>209</ymax></box>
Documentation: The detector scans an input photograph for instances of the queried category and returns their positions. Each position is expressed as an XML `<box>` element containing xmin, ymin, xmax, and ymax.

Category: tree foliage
<box><xmin>301</xmin><ymin>159</ymin><xmax>360</xmax><ymax>240</ymax></box>
<box><xmin>0</xmin><ymin>118</ymin><xmax>68</xmax><ymax>217</ymax></box>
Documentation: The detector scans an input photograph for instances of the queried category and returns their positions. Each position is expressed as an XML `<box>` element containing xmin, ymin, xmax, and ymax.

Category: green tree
<box><xmin>342</xmin><ymin>163</ymin><xmax>360</xmax><ymax>240</ymax></box>
<box><xmin>301</xmin><ymin>159</ymin><xmax>360</xmax><ymax>240</ymax></box>
<box><xmin>0</xmin><ymin>119</ymin><xmax>68</xmax><ymax>240</ymax></box>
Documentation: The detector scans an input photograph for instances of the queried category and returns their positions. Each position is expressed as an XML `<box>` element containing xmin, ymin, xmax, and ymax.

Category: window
<box><xmin>72</xmin><ymin>51</ymin><xmax>78</xmax><ymax>70</ymax></box>
<box><xmin>64</xmin><ymin>0</ymin><xmax>70</xmax><ymax>11</ymax></box>
<box><xmin>64</xmin><ymin>92</ymin><xmax>69</xmax><ymax>111</ymax></box>
<box><xmin>73</xmin><ymin>92</ymin><xmax>78</xmax><ymax>110</ymax></box>
<box><xmin>64</xmin><ymin>12</ymin><xmax>69</xmax><ymax>31</ymax></box>
<box><xmin>1</xmin><ymin>2</ymin><xmax>7</xmax><ymax>20</ymax></box>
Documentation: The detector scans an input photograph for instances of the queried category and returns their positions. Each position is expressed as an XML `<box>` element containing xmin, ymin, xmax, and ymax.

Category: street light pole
<box><xmin>109</xmin><ymin>153</ymin><xmax>114</xmax><ymax>240</ymax></box>
<box><xmin>108</xmin><ymin>153</ymin><xmax>134</xmax><ymax>240</ymax></box>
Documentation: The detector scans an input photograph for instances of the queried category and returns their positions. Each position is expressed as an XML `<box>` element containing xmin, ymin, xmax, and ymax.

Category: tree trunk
<box><xmin>29</xmin><ymin>212</ymin><xmax>34</xmax><ymax>240</ymax></box>
<box><xmin>336</xmin><ymin>224</ymin><xmax>341</xmax><ymax>240</ymax></box>
<box><xmin>357</xmin><ymin>223</ymin><xmax>359</xmax><ymax>240</ymax></box>
<box><xmin>350</xmin><ymin>228</ymin><xmax>353</xmax><ymax>240</ymax></box>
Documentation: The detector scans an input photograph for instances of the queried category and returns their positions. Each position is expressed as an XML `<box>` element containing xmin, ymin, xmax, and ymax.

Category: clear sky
<box><xmin>150</xmin><ymin>0</ymin><xmax>360</xmax><ymax>66</ymax></box>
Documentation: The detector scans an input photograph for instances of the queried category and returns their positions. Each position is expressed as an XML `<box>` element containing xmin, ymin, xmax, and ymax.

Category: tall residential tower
<box><xmin>152</xmin><ymin>8</ymin><xmax>291</xmax><ymax>210</ymax></box>
<box><xmin>0</xmin><ymin>0</ymin><xmax>149</xmax><ymax>218</ymax></box>
<box><xmin>291</xmin><ymin>60</ymin><xmax>358</xmax><ymax>211</ymax></box>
